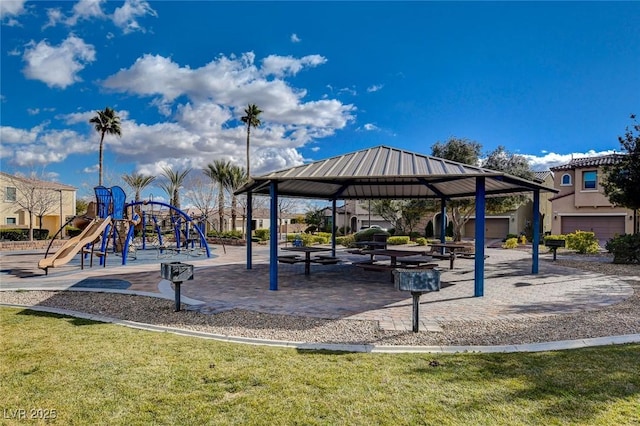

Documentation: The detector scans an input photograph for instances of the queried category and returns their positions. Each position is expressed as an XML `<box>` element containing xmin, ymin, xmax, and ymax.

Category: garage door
<box><xmin>561</xmin><ymin>216</ymin><xmax>625</xmax><ymax>240</ymax></box>
<box><xmin>464</xmin><ymin>218</ymin><xmax>509</xmax><ymax>239</ymax></box>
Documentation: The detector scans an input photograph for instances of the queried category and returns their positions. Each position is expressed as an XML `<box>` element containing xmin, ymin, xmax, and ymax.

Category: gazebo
<box><xmin>237</xmin><ymin>145</ymin><xmax>557</xmax><ymax>295</ymax></box>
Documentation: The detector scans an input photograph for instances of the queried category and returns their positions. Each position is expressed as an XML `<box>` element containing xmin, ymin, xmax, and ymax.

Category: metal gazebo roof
<box><xmin>237</xmin><ymin>145</ymin><xmax>555</xmax><ymax>199</ymax></box>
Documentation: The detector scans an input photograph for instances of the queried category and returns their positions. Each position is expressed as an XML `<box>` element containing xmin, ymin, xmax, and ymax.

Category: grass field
<box><xmin>1</xmin><ymin>307</ymin><xmax>639</xmax><ymax>425</ymax></box>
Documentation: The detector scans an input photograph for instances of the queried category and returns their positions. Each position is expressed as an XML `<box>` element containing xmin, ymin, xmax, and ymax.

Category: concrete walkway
<box><xmin>1</xmin><ymin>244</ymin><xmax>638</xmax><ymax>353</ymax></box>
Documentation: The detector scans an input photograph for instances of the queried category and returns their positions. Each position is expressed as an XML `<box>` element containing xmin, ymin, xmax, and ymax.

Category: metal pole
<box><xmin>411</xmin><ymin>292</ymin><xmax>421</xmax><ymax>332</ymax></box>
<box><xmin>269</xmin><ymin>181</ymin><xmax>278</xmax><ymax>291</ymax></box>
<box><xmin>474</xmin><ymin>177</ymin><xmax>486</xmax><ymax>297</ymax></box>
<box><xmin>174</xmin><ymin>281</ymin><xmax>182</xmax><ymax>311</ymax></box>
<box><xmin>58</xmin><ymin>190</ymin><xmax>64</xmax><ymax>239</ymax></box>
<box><xmin>532</xmin><ymin>189</ymin><xmax>540</xmax><ymax>274</ymax></box>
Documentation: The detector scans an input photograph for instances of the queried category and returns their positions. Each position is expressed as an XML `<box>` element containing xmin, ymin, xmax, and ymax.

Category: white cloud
<box><xmin>43</xmin><ymin>7</ymin><xmax>65</xmax><ymax>29</ymax></box>
<box><xmin>261</xmin><ymin>54</ymin><xmax>326</xmax><ymax>78</ymax></box>
<box><xmin>0</xmin><ymin>0</ymin><xmax>26</xmax><ymax>21</ymax></box>
<box><xmin>112</xmin><ymin>0</ymin><xmax>157</xmax><ymax>34</ymax></box>
<box><xmin>363</xmin><ymin>123</ymin><xmax>379</xmax><ymax>131</ymax></box>
<box><xmin>27</xmin><ymin>108</ymin><xmax>39</xmax><ymax>115</ymax></box>
<box><xmin>66</xmin><ymin>0</ymin><xmax>107</xmax><ymax>26</ymax></box>
<box><xmin>523</xmin><ymin>149</ymin><xmax>618</xmax><ymax>171</ymax></box>
<box><xmin>22</xmin><ymin>35</ymin><xmax>96</xmax><ymax>88</ymax></box>
<box><xmin>290</xmin><ymin>33</ymin><xmax>301</xmax><ymax>43</ymax></box>
<box><xmin>5</xmin><ymin>51</ymin><xmax>356</xmax><ymax>176</ymax></box>
<box><xmin>367</xmin><ymin>84</ymin><xmax>383</xmax><ymax>93</ymax></box>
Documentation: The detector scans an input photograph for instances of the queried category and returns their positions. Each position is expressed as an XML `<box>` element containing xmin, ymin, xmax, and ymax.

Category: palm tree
<box><xmin>90</xmin><ymin>107</ymin><xmax>121</xmax><ymax>186</ymax></box>
<box><xmin>203</xmin><ymin>160</ymin><xmax>231</xmax><ymax>232</ymax></box>
<box><xmin>159</xmin><ymin>167</ymin><xmax>191</xmax><ymax>210</ymax></box>
<box><xmin>240</xmin><ymin>104</ymin><xmax>262</xmax><ymax>177</ymax></box>
<box><xmin>122</xmin><ymin>172</ymin><xmax>156</xmax><ymax>202</ymax></box>
<box><xmin>227</xmin><ymin>165</ymin><xmax>248</xmax><ymax>231</ymax></box>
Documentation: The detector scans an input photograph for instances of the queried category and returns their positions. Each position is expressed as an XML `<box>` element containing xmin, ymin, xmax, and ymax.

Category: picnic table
<box><xmin>427</xmin><ymin>243</ymin><xmax>472</xmax><ymax>269</ymax></box>
<box><xmin>280</xmin><ymin>246</ymin><xmax>334</xmax><ymax>276</ymax></box>
<box><xmin>354</xmin><ymin>249</ymin><xmax>436</xmax><ymax>281</ymax></box>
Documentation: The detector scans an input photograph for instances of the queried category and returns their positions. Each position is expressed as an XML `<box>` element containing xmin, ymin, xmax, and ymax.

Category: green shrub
<box><xmin>65</xmin><ymin>226</ymin><xmax>82</xmax><ymax>238</ymax></box>
<box><xmin>316</xmin><ymin>232</ymin><xmax>332</xmax><ymax>240</ymax></box>
<box><xmin>565</xmin><ymin>231</ymin><xmax>600</xmax><ymax>254</ymax></box>
<box><xmin>254</xmin><ymin>228</ymin><xmax>270</xmax><ymax>241</ymax></box>
<box><xmin>408</xmin><ymin>231</ymin><xmax>422</xmax><ymax>240</ymax></box>
<box><xmin>425</xmin><ymin>221</ymin><xmax>434</xmax><ymax>238</ymax></box>
<box><xmin>338</xmin><ymin>226</ymin><xmax>351</xmax><ymax>236</ymax></box>
<box><xmin>312</xmin><ymin>235</ymin><xmax>330</xmax><ymax>245</ymax></box>
<box><xmin>0</xmin><ymin>229</ymin><xmax>27</xmax><ymax>241</ymax></box>
<box><xmin>544</xmin><ymin>234</ymin><xmax>566</xmax><ymax>243</ymax></box>
<box><xmin>504</xmin><ymin>233</ymin><xmax>518</xmax><ymax>241</ymax></box>
<box><xmin>502</xmin><ymin>237</ymin><xmax>519</xmax><ymax>249</ymax></box>
<box><xmin>0</xmin><ymin>228</ymin><xmax>52</xmax><ymax>240</ymax></box>
<box><xmin>415</xmin><ymin>237</ymin><xmax>427</xmax><ymax>246</ymax></box>
<box><xmin>387</xmin><ymin>236</ymin><xmax>410</xmax><ymax>245</ymax></box>
<box><xmin>336</xmin><ymin>234</ymin><xmax>355</xmax><ymax>247</ymax></box>
<box><xmin>605</xmin><ymin>234</ymin><xmax>640</xmax><ymax>264</ymax></box>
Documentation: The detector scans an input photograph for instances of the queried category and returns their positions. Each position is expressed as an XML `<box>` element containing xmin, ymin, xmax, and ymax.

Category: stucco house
<box><xmin>0</xmin><ymin>171</ymin><xmax>76</xmax><ymax>238</ymax></box>
<box><xmin>549</xmin><ymin>154</ymin><xmax>634</xmax><ymax>241</ymax></box>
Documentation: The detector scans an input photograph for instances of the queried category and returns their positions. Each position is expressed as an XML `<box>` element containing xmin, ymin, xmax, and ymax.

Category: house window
<box><xmin>583</xmin><ymin>170</ymin><xmax>597</xmax><ymax>190</ymax></box>
<box><xmin>6</xmin><ymin>217</ymin><xmax>16</xmax><ymax>225</ymax></box>
<box><xmin>5</xmin><ymin>187</ymin><xmax>16</xmax><ymax>202</ymax></box>
<box><xmin>561</xmin><ymin>174</ymin><xmax>572</xmax><ymax>186</ymax></box>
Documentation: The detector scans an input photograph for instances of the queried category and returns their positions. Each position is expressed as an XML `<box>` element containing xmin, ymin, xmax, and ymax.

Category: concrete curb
<box><xmin>3</xmin><ymin>303</ymin><xmax>639</xmax><ymax>354</ymax></box>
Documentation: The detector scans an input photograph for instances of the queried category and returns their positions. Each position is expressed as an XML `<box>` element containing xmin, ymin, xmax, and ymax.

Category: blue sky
<box><xmin>1</xmin><ymin>1</ymin><xmax>639</xmax><ymax>199</ymax></box>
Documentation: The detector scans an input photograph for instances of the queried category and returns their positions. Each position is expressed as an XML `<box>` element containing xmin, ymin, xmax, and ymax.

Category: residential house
<box><xmin>461</xmin><ymin>170</ymin><xmax>555</xmax><ymax>239</ymax></box>
<box><xmin>549</xmin><ymin>154</ymin><xmax>634</xmax><ymax>241</ymax></box>
<box><xmin>0</xmin><ymin>171</ymin><xmax>76</xmax><ymax>237</ymax></box>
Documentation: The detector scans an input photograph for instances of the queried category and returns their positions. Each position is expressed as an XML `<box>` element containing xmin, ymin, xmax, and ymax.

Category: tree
<box><xmin>603</xmin><ymin>114</ymin><xmax>640</xmax><ymax>234</ymax></box>
<box><xmin>1</xmin><ymin>174</ymin><xmax>58</xmax><ymax>241</ymax></box>
<box><xmin>482</xmin><ymin>145</ymin><xmax>535</xmax><ymax>213</ymax></box>
<box><xmin>122</xmin><ymin>172</ymin><xmax>156</xmax><ymax>203</ymax></box>
<box><xmin>226</xmin><ymin>165</ymin><xmax>248</xmax><ymax>231</ymax></box>
<box><xmin>431</xmin><ymin>137</ymin><xmax>482</xmax><ymax>241</ymax></box>
<box><xmin>159</xmin><ymin>167</ymin><xmax>191</xmax><ymax>210</ymax></box>
<box><xmin>89</xmin><ymin>107</ymin><xmax>121</xmax><ymax>186</ymax></box>
<box><xmin>204</xmin><ymin>160</ymin><xmax>231</xmax><ymax>232</ymax></box>
<box><xmin>183</xmin><ymin>175</ymin><xmax>218</xmax><ymax>234</ymax></box>
<box><xmin>431</xmin><ymin>137</ymin><xmax>482</xmax><ymax>165</ymax></box>
<box><xmin>240</xmin><ymin>104</ymin><xmax>262</xmax><ymax>177</ymax></box>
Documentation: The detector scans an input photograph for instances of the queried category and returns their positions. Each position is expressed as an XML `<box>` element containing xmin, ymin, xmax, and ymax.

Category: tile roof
<box><xmin>0</xmin><ymin>171</ymin><xmax>76</xmax><ymax>190</ymax></box>
<box><xmin>550</xmin><ymin>154</ymin><xmax>626</xmax><ymax>171</ymax></box>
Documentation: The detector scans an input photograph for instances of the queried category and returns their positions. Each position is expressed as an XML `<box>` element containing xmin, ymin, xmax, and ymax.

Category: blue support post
<box><xmin>474</xmin><ymin>177</ymin><xmax>486</xmax><ymax>297</ymax></box>
<box><xmin>247</xmin><ymin>191</ymin><xmax>253</xmax><ymax>270</ymax></box>
<box><xmin>269</xmin><ymin>182</ymin><xmax>278</xmax><ymax>291</ymax></box>
<box><xmin>440</xmin><ymin>198</ymin><xmax>446</xmax><ymax>254</ymax></box>
<box><xmin>331</xmin><ymin>198</ymin><xmax>337</xmax><ymax>256</ymax></box>
<box><xmin>532</xmin><ymin>189</ymin><xmax>540</xmax><ymax>274</ymax></box>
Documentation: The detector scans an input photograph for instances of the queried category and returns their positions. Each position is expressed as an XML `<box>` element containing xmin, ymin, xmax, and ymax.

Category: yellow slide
<box><xmin>38</xmin><ymin>216</ymin><xmax>112</xmax><ymax>273</ymax></box>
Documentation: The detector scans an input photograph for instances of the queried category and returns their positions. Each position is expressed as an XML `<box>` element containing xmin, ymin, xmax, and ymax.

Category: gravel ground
<box><xmin>1</xmin><ymin>256</ymin><xmax>639</xmax><ymax>347</ymax></box>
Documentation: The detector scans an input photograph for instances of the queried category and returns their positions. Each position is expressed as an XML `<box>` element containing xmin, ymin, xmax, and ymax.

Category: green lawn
<box><xmin>1</xmin><ymin>307</ymin><xmax>638</xmax><ymax>425</ymax></box>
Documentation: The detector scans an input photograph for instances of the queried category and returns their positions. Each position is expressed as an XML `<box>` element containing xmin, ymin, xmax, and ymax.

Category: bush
<box><xmin>605</xmin><ymin>234</ymin><xmax>640</xmax><ymax>264</ymax></box>
<box><xmin>565</xmin><ymin>231</ymin><xmax>600</xmax><ymax>254</ymax></box>
<box><xmin>254</xmin><ymin>228</ymin><xmax>270</xmax><ymax>241</ymax></box>
<box><xmin>387</xmin><ymin>236</ymin><xmax>410</xmax><ymax>245</ymax></box>
<box><xmin>415</xmin><ymin>237</ymin><xmax>427</xmax><ymax>246</ymax></box>
<box><xmin>409</xmin><ymin>231</ymin><xmax>422</xmax><ymax>240</ymax></box>
<box><xmin>304</xmin><ymin>225</ymin><xmax>317</xmax><ymax>234</ymax></box>
<box><xmin>425</xmin><ymin>221</ymin><xmax>434</xmax><ymax>238</ymax></box>
<box><xmin>502</xmin><ymin>237</ymin><xmax>519</xmax><ymax>249</ymax></box>
<box><xmin>0</xmin><ymin>229</ymin><xmax>27</xmax><ymax>241</ymax></box>
<box><xmin>65</xmin><ymin>226</ymin><xmax>82</xmax><ymax>238</ymax></box>
<box><xmin>336</xmin><ymin>234</ymin><xmax>355</xmax><ymax>247</ymax></box>
<box><xmin>504</xmin><ymin>233</ymin><xmax>518</xmax><ymax>242</ymax></box>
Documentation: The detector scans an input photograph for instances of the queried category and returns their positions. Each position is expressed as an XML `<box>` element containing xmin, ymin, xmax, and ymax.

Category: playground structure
<box><xmin>38</xmin><ymin>186</ymin><xmax>211</xmax><ymax>274</ymax></box>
